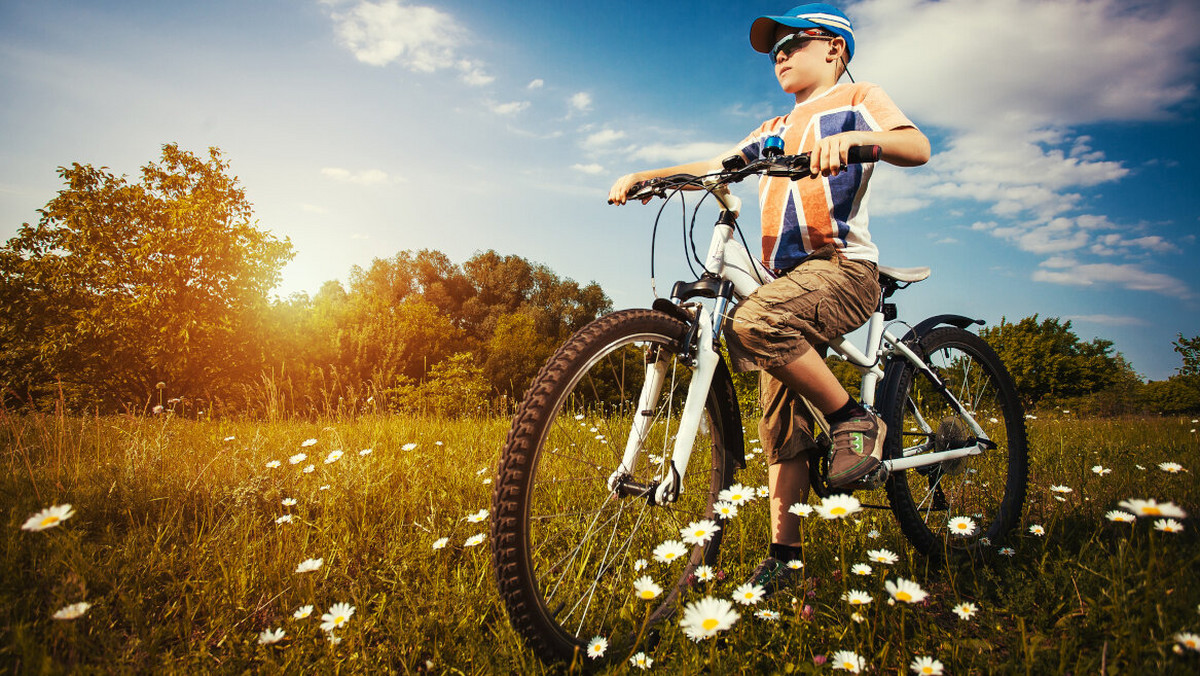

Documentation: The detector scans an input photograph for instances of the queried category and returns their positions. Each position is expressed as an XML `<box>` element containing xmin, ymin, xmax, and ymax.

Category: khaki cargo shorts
<box><xmin>723</xmin><ymin>246</ymin><xmax>880</xmax><ymax>464</ymax></box>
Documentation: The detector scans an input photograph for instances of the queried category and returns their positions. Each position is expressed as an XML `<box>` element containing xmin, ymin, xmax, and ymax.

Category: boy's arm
<box><xmin>607</xmin><ymin>155</ymin><xmax>729</xmax><ymax>205</ymax></box>
<box><xmin>808</xmin><ymin>127</ymin><xmax>931</xmax><ymax>177</ymax></box>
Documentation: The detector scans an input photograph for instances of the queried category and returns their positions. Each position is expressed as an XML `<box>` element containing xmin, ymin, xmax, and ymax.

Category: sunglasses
<box><xmin>769</xmin><ymin>29</ymin><xmax>834</xmax><ymax>63</ymax></box>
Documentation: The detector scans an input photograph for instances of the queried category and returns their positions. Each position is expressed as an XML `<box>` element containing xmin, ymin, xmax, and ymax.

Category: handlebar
<box><xmin>617</xmin><ymin>145</ymin><xmax>882</xmax><ymax>204</ymax></box>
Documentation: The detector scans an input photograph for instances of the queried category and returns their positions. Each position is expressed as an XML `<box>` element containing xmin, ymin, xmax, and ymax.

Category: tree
<box><xmin>0</xmin><ymin>144</ymin><xmax>293</xmax><ymax>411</ymax></box>
<box><xmin>1174</xmin><ymin>334</ymin><xmax>1200</xmax><ymax>377</ymax></box>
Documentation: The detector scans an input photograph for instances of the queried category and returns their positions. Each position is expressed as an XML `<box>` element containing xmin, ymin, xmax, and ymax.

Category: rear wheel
<box><xmin>883</xmin><ymin>327</ymin><xmax>1028</xmax><ymax>556</ymax></box>
<box><xmin>491</xmin><ymin>309</ymin><xmax>740</xmax><ymax>663</ymax></box>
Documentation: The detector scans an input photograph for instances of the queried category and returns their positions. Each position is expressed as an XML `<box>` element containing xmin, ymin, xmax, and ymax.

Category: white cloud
<box><xmin>1064</xmin><ymin>314</ymin><xmax>1148</xmax><ymax>327</ymax></box>
<box><xmin>1033</xmin><ymin>258</ymin><xmax>1192</xmax><ymax>298</ymax></box>
<box><xmin>321</xmin><ymin>167</ymin><xmax>395</xmax><ymax>185</ymax></box>
<box><xmin>328</xmin><ymin>1</ymin><xmax>463</xmax><ymax>71</ymax></box>
<box><xmin>629</xmin><ymin>141</ymin><xmax>732</xmax><ymax>165</ymax></box>
<box><xmin>489</xmin><ymin>100</ymin><xmax>530</xmax><ymax>116</ymax></box>
<box><xmin>568</xmin><ymin>92</ymin><xmax>593</xmax><ymax>114</ymax></box>
<box><xmin>571</xmin><ymin>163</ymin><xmax>605</xmax><ymax>175</ymax></box>
<box><xmin>527</xmin><ymin>78</ymin><xmax>544</xmax><ymax>90</ymax></box>
<box><xmin>581</xmin><ymin>128</ymin><xmax>626</xmax><ymax>152</ymax></box>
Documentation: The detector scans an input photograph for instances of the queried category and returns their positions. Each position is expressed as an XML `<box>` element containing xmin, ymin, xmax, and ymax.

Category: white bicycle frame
<box><xmin>607</xmin><ymin>187</ymin><xmax>992</xmax><ymax>503</ymax></box>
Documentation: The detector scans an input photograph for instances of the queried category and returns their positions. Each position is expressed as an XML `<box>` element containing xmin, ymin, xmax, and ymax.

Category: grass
<box><xmin>2</xmin><ymin>409</ymin><xmax>1198</xmax><ymax>674</ymax></box>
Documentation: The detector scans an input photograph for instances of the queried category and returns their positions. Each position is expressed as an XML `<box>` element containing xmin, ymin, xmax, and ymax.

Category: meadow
<box><xmin>2</xmin><ymin>407</ymin><xmax>1198</xmax><ymax>674</ymax></box>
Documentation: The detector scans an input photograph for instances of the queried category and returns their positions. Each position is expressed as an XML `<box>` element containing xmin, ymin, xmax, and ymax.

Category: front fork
<box><xmin>606</xmin><ymin>305</ymin><xmax>722</xmax><ymax>504</ymax></box>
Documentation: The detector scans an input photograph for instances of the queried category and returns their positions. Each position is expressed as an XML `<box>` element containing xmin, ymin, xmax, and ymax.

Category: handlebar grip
<box><xmin>847</xmin><ymin>145</ymin><xmax>881</xmax><ymax>164</ymax></box>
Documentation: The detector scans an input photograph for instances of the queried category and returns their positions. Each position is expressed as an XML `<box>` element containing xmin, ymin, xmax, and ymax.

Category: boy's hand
<box><xmin>808</xmin><ymin>131</ymin><xmax>865</xmax><ymax>178</ymax></box>
<box><xmin>608</xmin><ymin>173</ymin><xmax>645</xmax><ymax>205</ymax></box>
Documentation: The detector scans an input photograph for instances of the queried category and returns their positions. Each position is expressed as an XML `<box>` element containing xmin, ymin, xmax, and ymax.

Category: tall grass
<box><xmin>2</xmin><ymin>408</ymin><xmax>1197</xmax><ymax>673</ymax></box>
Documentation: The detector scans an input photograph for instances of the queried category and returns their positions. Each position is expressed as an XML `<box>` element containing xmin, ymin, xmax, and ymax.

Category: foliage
<box><xmin>1174</xmin><ymin>334</ymin><xmax>1200</xmax><ymax>377</ymax></box>
<box><xmin>0</xmin><ymin>144</ymin><xmax>293</xmax><ymax>412</ymax></box>
<box><xmin>389</xmin><ymin>352</ymin><xmax>491</xmax><ymax>418</ymax></box>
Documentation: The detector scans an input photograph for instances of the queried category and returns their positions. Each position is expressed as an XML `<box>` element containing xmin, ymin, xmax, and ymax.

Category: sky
<box><xmin>2</xmin><ymin>0</ymin><xmax>1199</xmax><ymax>381</ymax></box>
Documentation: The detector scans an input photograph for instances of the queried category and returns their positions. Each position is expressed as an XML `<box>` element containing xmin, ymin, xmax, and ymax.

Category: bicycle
<box><xmin>490</xmin><ymin>141</ymin><xmax>1028</xmax><ymax>664</ymax></box>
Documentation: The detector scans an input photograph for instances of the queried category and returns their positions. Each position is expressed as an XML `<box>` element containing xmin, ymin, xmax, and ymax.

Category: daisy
<box><xmin>756</xmin><ymin>486</ymin><xmax>770</xmax><ymax>498</ymax></box>
<box><xmin>1175</xmin><ymin>632</ymin><xmax>1200</xmax><ymax>652</ymax></box>
<box><xmin>466</xmin><ymin>508</ymin><xmax>489</xmax><ymax>523</ymax></box>
<box><xmin>586</xmin><ymin>636</ymin><xmax>607</xmax><ymax>659</ymax></box>
<box><xmin>257</xmin><ymin>628</ymin><xmax>285</xmax><ymax>645</ymax></box>
<box><xmin>952</xmin><ymin>601</ymin><xmax>978</xmax><ymax>619</ymax></box>
<box><xmin>786</xmin><ymin>559</ymin><xmax>804</xmax><ymax>570</ymax></box>
<box><xmin>1105</xmin><ymin>510</ymin><xmax>1136</xmax><ymax>523</ymax></box>
<box><xmin>224</xmin><ymin>435</ymin><xmax>236</xmax><ymax>442</ymax></box>
<box><xmin>732</xmin><ymin>582</ymin><xmax>765</xmax><ymax>606</ymax></box>
<box><xmin>282</xmin><ymin>498</ymin><xmax>297</xmax><ymax>506</ymax></box>
<box><xmin>288</xmin><ymin>453</ymin><xmax>307</xmax><ymax>465</ymax></box>
<box><xmin>1118</xmin><ymin>498</ymin><xmax>1188</xmax><ymax>518</ymax></box>
<box><xmin>680</xmin><ymin>519</ymin><xmax>720</xmax><ymax>546</ymax></box>
<box><xmin>295</xmin><ymin>557</ymin><xmax>324</xmax><ymax>573</ymax></box>
<box><xmin>885</xmin><ymin>578</ymin><xmax>929</xmax><ymax>604</ymax></box>
<box><xmin>1028</xmin><ymin>524</ymin><xmax>1045</xmax><ymax>536</ymax></box>
<box><xmin>947</xmin><ymin>516</ymin><xmax>977</xmax><ymax>536</ymax></box>
<box><xmin>265</xmin><ymin>460</ymin><xmax>281</xmax><ymax>469</ymax></box>
<box><xmin>788</xmin><ymin>502</ymin><xmax>814</xmax><ymax>517</ymax></box>
<box><xmin>1091</xmin><ymin>465</ymin><xmax>1112</xmax><ymax>475</ymax></box>
<box><xmin>851</xmin><ymin>563</ymin><xmax>872</xmax><ymax>576</ymax></box>
<box><xmin>319</xmin><ymin>484</ymin><xmax>331</xmax><ymax>491</ymax></box>
<box><xmin>302</xmin><ymin>464</ymin><xmax>315</xmax><ymax>474</ymax></box>
<box><xmin>999</xmin><ymin>547</ymin><xmax>1016</xmax><ymax>557</ymax></box>
<box><xmin>1050</xmin><ymin>485</ymin><xmax>1073</xmax><ymax>494</ymax></box>
<box><xmin>324</xmin><ymin>450</ymin><xmax>344</xmax><ymax>464</ymax></box>
<box><xmin>717</xmin><ymin>483</ymin><xmax>753</xmax><ymax>506</ymax></box>
<box><xmin>867</xmin><ymin>529</ymin><xmax>881</xmax><ymax>539</ymax></box>
<box><xmin>293</xmin><ymin>605</ymin><xmax>313</xmax><ymax>619</ymax></box>
<box><xmin>401</xmin><ymin>442</ymin><xmax>418</xmax><ymax>451</ymax></box>
<box><xmin>633</xmin><ymin>576</ymin><xmax>662</xmax><ymax>600</ymax></box>
<box><xmin>815</xmin><ymin>494</ymin><xmax>862</xmax><ymax>519</ymax></box>
<box><xmin>328</xmin><ymin>634</ymin><xmax>342</xmax><ymax>645</ymax></box>
<box><xmin>843</xmin><ymin>590</ymin><xmax>872</xmax><ymax>606</ymax></box>
<box><xmin>831</xmin><ymin>650</ymin><xmax>866</xmax><ymax>673</ymax></box>
<box><xmin>51</xmin><ymin>601</ymin><xmax>91</xmax><ymax>620</ymax></box>
<box><xmin>678</xmin><ymin>596</ymin><xmax>740</xmax><ymax>641</ymax></box>
<box><xmin>714</xmin><ymin>501</ymin><xmax>739</xmax><ymax>520</ymax></box>
<box><xmin>432</xmin><ymin>537</ymin><xmax>449</xmax><ymax>550</ymax></box>
<box><xmin>464</xmin><ymin>533</ymin><xmax>485</xmax><ymax>547</ymax></box>
<box><xmin>320</xmin><ymin>602</ymin><xmax>355</xmax><ymax>633</ymax></box>
<box><xmin>910</xmin><ymin>655</ymin><xmax>945</xmax><ymax>675</ymax></box>
<box><xmin>867</xmin><ymin>549</ymin><xmax>899</xmax><ymax>565</ymax></box>
<box><xmin>359</xmin><ymin>448</ymin><xmax>373</xmax><ymax>456</ymax></box>
<box><xmin>756</xmin><ymin>609</ymin><xmax>781</xmax><ymax>621</ymax></box>
<box><xmin>850</xmin><ymin>612</ymin><xmax>866</xmax><ymax>623</ymax></box>
<box><xmin>1158</xmin><ymin>462</ymin><xmax>1185</xmax><ymax>474</ymax></box>
<box><xmin>1154</xmin><ymin>518</ymin><xmax>1185</xmax><ymax>534</ymax></box>
<box><xmin>21</xmin><ymin>504</ymin><xmax>76</xmax><ymax>532</ymax></box>
<box><xmin>275</xmin><ymin>514</ymin><xmax>293</xmax><ymax>524</ymax></box>
<box><xmin>630</xmin><ymin>652</ymin><xmax>653</xmax><ymax>669</ymax></box>
<box><xmin>301</xmin><ymin>438</ymin><xmax>318</xmax><ymax>447</ymax></box>
<box><xmin>694</xmin><ymin>565</ymin><xmax>715</xmax><ymax>582</ymax></box>
<box><xmin>633</xmin><ymin>558</ymin><xmax>648</xmax><ymax>572</ymax></box>
<box><xmin>652</xmin><ymin>539</ymin><xmax>688</xmax><ymax>564</ymax></box>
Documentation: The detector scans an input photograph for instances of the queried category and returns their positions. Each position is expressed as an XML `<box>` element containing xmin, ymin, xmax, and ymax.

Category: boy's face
<box><xmin>771</xmin><ymin>24</ymin><xmax>842</xmax><ymax>96</ymax></box>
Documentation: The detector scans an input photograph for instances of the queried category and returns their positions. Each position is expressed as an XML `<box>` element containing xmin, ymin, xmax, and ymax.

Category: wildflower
<box><xmin>1091</xmin><ymin>465</ymin><xmax>1112</xmax><ymax>475</ymax></box>
<box><xmin>786</xmin><ymin>559</ymin><xmax>804</xmax><ymax>570</ymax></box>
<box><xmin>910</xmin><ymin>655</ymin><xmax>946</xmax><ymax>675</ymax></box>
<box><xmin>813</xmin><ymin>654</ymin><xmax>827</xmax><ymax>665</ymax></box>
<box><xmin>633</xmin><ymin>558</ymin><xmax>648</xmax><ymax>572</ymax></box>
<box><xmin>843</xmin><ymin>590</ymin><xmax>872</xmax><ymax>605</ymax></box>
<box><xmin>320</xmin><ymin>602</ymin><xmax>355</xmax><ymax>633</ymax></box>
<box><xmin>282</xmin><ymin>498</ymin><xmax>297</xmax><ymax>506</ymax></box>
<box><xmin>885</xmin><ymin>578</ymin><xmax>929</xmax><ymax>604</ymax></box>
<box><xmin>432</xmin><ymin>537</ymin><xmax>449</xmax><ymax>550</ymax></box>
<box><xmin>694</xmin><ymin>564</ymin><xmax>715</xmax><ymax>582</ymax></box>
<box><xmin>815</xmin><ymin>494</ymin><xmax>862</xmax><ymax>519</ymax></box>
<box><xmin>301</xmin><ymin>438</ymin><xmax>318</xmax><ymax>447</ymax></box>
<box><xmin>266</xmin><ymin>460</ymin><xmax>281</xmax><ymax>469</ymax></box>
<box><xmin>789</xmin><ymin>502</ymin><xmax>814</xmax><ymax>517</ymax></box>
<box><xmin>756</xmin><ymin>608</ymin><xmax>781</xmax><ymax>621</ymax></box>
<box><xmin>947</xmin><ymin>516</ymin><xmax>977</xmax><ymax>536</ymax></box>
<box><xmin>867</xmin><ymin>549</ymin><xmax>899</xmax><ymax>565</ymax></box>
<box><xmin>258</xmin><ymin>628</ymin><xmax>285</xmax><ymax>645</ymax></box>
<box><xmin>293</xmin><ymin>605</ymin><xmax>313</xmax><ymax>619</ymax></box>
<box><xmin>952</xmin><ymin>601</ymin><xmax>978</xmax><ymax>619</ymax></box>
<box><xmin>756</xmin><ymin>486</ymin><xmax>770</xmax><ymax>498</ymax></box>
<box><xmin>732</xmin><ymin>582</ymin><xmax>765</xmax><ymax>606</ymax></box>
<box><xmin>1028</xmin><ymin>524</ymin><xmax>1045</xmax><ymax>536</ymax></box>
<box><xmin>51</xmin><ymin>602</ymin><xmax>91</xmax><ymax>620</ymax></box>
<box><xmin>295</xmin><ymin>557</ymin><xmax>324</xmax><ymax>573</ymax></box>
<box><xmin>224</xmin><ymin>435</ymin><xmax>236</xmax><ymax>442</ymax></box>
<box><xmin>1050</xmin><ymin>485</ymin><xmax>1073</xmax><ymax>494</ymax></box>
<box><xmin>401</xmin><ymin>442</ymin><xmax>418</xmax><ymax>451</ymax></box>
<box><xmin>324</xmin><ymin>450</ymin><xmax>344</xmax><ymax>464</ymax></box>
<box><xmin>1118</xmin><ymin>498</ymin><xmax>1188</xmax><ymax>519</ymax></box>
<box><xmin>652</xmin><ymin>540</ymin><xmax>687</xmax><ymax>564</ymax></box>
<box><xmin>302</xmin><ymin>464</ymin><xmax>315</xmax><ymax>474</ymax></box>
<box><xmin>852</xmin><ymin>563</ymin><xmax>872</xmax><ymax>576</ymax></box>
<box><xmin>275</xmin><ymin>514</ymin><xmax>293</xmax><ymax>524</ymax></box>
<box><xmin>867</xmin><ymin>529</ymin><xmax>881</xmax><ymax>539</ymax></box>
<box><xmin>680</xmin><ymin>519</ymin><xmax>720</xmax><ymax>546</ymax></box>
<box><xmin>999</xmin><ymin>547</ymin><xmax>1016</xmax><ymax>557</ymax></box>
<box><xmin>466</xmin><ymin>508</ymin><xmax>489</xmax><ymax>523</ymax></box>
<box><xmin>586</xmin><ymin>636</ymin><xmax>607</xmax><ymax>659</ymax></box>
<box><xmin>328</xmin><ymin>633</ymin><xmax>342</xmax><ymax>645</ymax></box>
<box><xmin>1175</xmin><ymin>632</ymin><xmax>1200</xmax><ymax>652</ymax></box>
<box><xmin>464</xmin><ymin>533</ymin><xmax>485</xmax><ymax>547</ymax></box>
<box><xmin>359</xmin><ymin>448</ymin><xmax>372</xmax><ymax>456</ymax></box>
<box><xmin>630</xmin><ymin>652</ymin><xmax>653</xmax><ymax>669</ymax></box>
<box><xmin>850</xmin><ymin>611</ymin><xmax>866</xmax><ymax>623</ymax></box>
<box><xmin>717</xmin><ymin>483</ymin><xmax>753</xmax><ymax>506</ymax></box>
<box><xmin>1154</xmin><ymin>519</ymin><xmax>1185</xmax><ymax>534</ymax></box>
<box><xmin>1158</xmin><ymin>462</ymin><xmax>1185</xmax><ymax>474</ymax></box>
<box><xmin>21</xmin><ymin>504</ymin><xmax>76</xmax><ymax>532</ymax></box>
<box><xmin>319</xmin><ymin>484</ymin><xmax>331</xmax><ymax>491</ymax></box>
<box><xmin>714</xmin><ymin>501</ymin><xmax>739</xmax><ymax>520</ymax></box>
<box><xmin>831</xmin><ymin>650</ymin><xmax>866</xmax><ymax>673</ymax></box>
<box><xmin>633</xmin><ymin>576</ymin><xmax>662</xmax><ymax>600</ymax></box>
<box><xmin>1105</xmin><ymin>510</ymin><xmax>1136</xmax><ymax>523</ymax></box>
<box><xmin>289</xmin><ymin>453</ymin><xmax>307</xmax><ymax>465</ymax></box>
<box><xmin>678</xmin><ymin>596</ymin><xmax>740</xmax><ymax>641</ymax></box>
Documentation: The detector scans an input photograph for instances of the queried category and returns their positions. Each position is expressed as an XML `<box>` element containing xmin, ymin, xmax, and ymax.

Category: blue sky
<box><xmin>2</xmin><ymin>0</ymin><xmax>1199</xmax><ymax>381</ymax></box>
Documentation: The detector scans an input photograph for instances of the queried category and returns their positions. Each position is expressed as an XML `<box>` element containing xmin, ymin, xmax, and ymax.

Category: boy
<box><xmin>608</xmin><ymin>4</ymin><xmax>930</xmax><ymax>593</ymax></box>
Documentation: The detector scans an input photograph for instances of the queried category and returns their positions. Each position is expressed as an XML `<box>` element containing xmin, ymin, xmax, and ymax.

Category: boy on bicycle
<box><xmin>608</xmin><ymin>3</ymin><xmax>930</xmax><ymax>592</ymax></box>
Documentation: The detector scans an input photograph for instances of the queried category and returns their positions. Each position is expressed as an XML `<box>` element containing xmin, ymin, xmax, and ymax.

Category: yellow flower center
<box><xmin>694</xmin><ymin>530</ymin><xmax>705</xmax><ymax>537</ymax></box>
<box><xmin>702</xmin><ymin>618</ymin><xmax>719</xmax><ymax>631</ymax></box>
<box><xmin>897</xmin><ymin>591</ymin><xmax>912</xmax><ymax>602</ymax></box>
<box><xmin>843</xmin><ymin>662</ymin><xmax>855</xmax><ymax>669</ymax></box>
<box><xmin>335</xmin><ymin>615</ymin><xmax>345</xmax><ymax>624</ymax></box>
<box><xmin>640</xmin><ymin>591</ymin><xmax>655</xmax><ymax>599</ymax></box>
<box><xmin>922</xmin><ymin>668</ymin><xmax>933</xmax><ymax>675</ymax></box>
<box><xmin>1145</xmin><ymin>506</ymin><xmax>1161</xmax><ymax>515</ymax></box>
<box><xmin>41</xmin><ymin>516</ymin><xmax>60</xmax><ymax>527</ymax></box>
<box><xmin>830</xmin><ymin>506</ymin><xmax>847</xmax><ymax>516</ymax></box>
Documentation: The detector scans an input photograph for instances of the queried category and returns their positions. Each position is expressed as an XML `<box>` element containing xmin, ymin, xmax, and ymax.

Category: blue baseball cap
<box><xmin>750</xmin><ymin>3</ymin><xmax>855</xmax><ymax>61</ymax></box>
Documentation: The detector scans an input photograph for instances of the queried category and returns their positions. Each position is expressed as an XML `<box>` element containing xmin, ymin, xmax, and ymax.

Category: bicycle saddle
<box><xmin>878</xmin><ymin>265</ymin><xmax>931</xmax><ymax>284</ymax></box>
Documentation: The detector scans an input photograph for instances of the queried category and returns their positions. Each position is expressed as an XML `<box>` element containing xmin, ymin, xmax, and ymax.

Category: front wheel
<box><xmin>491</xmin><ymin>309</ymin><xmax>741</xmax><ymax>664</ymax></box>
<box><xmin>882</xmin><ymin>327</ymin><xmax>1028</xmax><ymax>556</ymax></box>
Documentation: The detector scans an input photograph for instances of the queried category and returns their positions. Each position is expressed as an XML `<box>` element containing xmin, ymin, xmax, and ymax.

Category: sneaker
<box><xmin>745</xmin><ymin>556</ymin><xmax>803</xmax><ymax>597</ymax></box>
<box><xmin>827</xmin><ymin>412</ymin><xmax>886</xmax><ymax>487</ymax></box>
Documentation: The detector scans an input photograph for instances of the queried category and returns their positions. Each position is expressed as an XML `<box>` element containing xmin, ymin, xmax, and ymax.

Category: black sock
<box><xmin>825</xmin><ymin>398</ymin><xmax>866</xmax><ymax>424</ymax></box>
<box><xmin>769</xmin><ymin>542</ymin><xmax>803</xmax><ymax>562</ymax></box>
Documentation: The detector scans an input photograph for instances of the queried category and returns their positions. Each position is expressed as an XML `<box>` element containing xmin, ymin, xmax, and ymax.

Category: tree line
<box><xmin>1</xmin><ymin>145</ymin><xmax>1196</xmax><ymax>417</ymax></box>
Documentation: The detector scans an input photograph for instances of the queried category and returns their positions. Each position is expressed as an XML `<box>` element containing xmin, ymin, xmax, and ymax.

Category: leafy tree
<box><xmin>1174</xmin><ymin>334</ymin><xmax>1200</xmax><ymax>377</ymax></box>
<box><xmin>0</xmin><ymin>144</ymin><xmax>293</xmax><ymax>411</ymax></box>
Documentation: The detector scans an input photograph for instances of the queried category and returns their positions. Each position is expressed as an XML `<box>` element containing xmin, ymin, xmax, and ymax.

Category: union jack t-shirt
<box><xmin>734</xmin><ymin>82</ymin><xmax>915</xmax><ymax>271</ymax></box>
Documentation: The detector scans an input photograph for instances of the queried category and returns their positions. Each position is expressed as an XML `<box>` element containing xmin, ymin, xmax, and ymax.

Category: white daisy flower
<box><xmin>680</xmin><ymin>519</ymin><xmax>720</xmax><ymax>546</ymax></box>
<box><xmin>401</xmin><ymin>442</ymin><xmax>418</xmax><ymax>451</ymax></box>
<box><xmin>275</xmin><ymin>514</ymin><xmax>293</xmax><ymax>524</ymax></box>
<box><xmin>910</xmin><ymin>655</ymin><xmax>945</xmax><ymax>675</ymax></box>
<box><xmin>1091</xmin><ymin>465</ymin><xmax>1112</xmax><ymax>475</ymax></box>
<box><xmin>320</xmin><ymin>602</ymin><xmax>355</xmax><ymax>633</ymax></box>
<box><xmin>464</xmin><ymin>533</ymin><xmax>485</xmax><ymax>547</ymax></box>
<box><xmin>282</xmin><ymin>498</ymin><xmax>297</xmax><ymax>506</ymax></box>
<box><xmin>947</xmin><ymin>516</ymin><xmax>977</xmax><ymax>536</ymax></box>
<box><xmin>302</xmin><ymin>464</ymin><xmax>315</xmax><ymax>474</ymax></box>
<box><xmin>756</xmin><ymin>486</ymin><xmax>770</xmax><ymax>498</ymax></box>
<box><xmin>293</xmin><ymin>605</ymin><xmax>313</xmax><ymax>619</ymax></box>
<box><xmin>1050</xmin><ymin>485</ymin><xmax>1073</xmax><ymax>493</ymax></box>
<box><xmin>678</xmin><ymin>596</ymin><xmax>739</xmax><ymax>641</ymax></box>
<box><xmin>265</xmin><ymin>460</ymin><xmax>281</xmax><ymax>469</ymax></box>
<box><xmin>1105</xmin><ymin>510</ymin><xmax>1136</xmax><ymax>523</ymax></box>
<box><xmin>732</xmin><ymin>582</ymin><xmax>765</xmax><ymax>606</ymax></box>
<box><xmin>633</xmin><ymin>576</ymin><xmax>662</xmax><ymax>600</ymax></box>
<box><xmin>51</xmin><ymin>601</ymin><xmax>91</xmax><ymax>620</ymax></box>
<box><xmin>466</xmin><ymin>508</ymin><xmax>489</xmax><ymax>523</ymax></box>
<box><xmin>633</xmin><ymin>558</ymin><xmax>648</xmax><ymax>572</ymax></box>
<box><xmin>999</xmin><ymin>547</ymin><xmax>1016</xmax><ymax>557</ymax></box>
<box><xmin>714</xmin><ymin>501</ymin><xmax>739</xmax><ymax>520</ymax></box>
<box><xmin>843</xmin><ymin>590</ymin><xmax>872</xmax><ymax>605</ymax></box>
<box><xmin>288</xmin><ymin>453</ymin><xmax>307</xmax><ymax>465</ymax></box>
<box><xmin>301</xmin><ymin>438</ymin><xmax>318</xmax><ymax>447</ymax></box>
<box><xmin>867</xmin><ymin>549</ymin><xmax>899</xmax><ymax>565</ymax></box>
<box><xmin>295</xmin><ymin>557</ymin><xmax>323</xmax><ymax>573</ymax></box>
<box><xmin>851</xmin><ymin>563</ymin><xmax>872</xmax><ymax>576</ymax></box>
<box><xmin>694</xmin><ymin>564</ymin><xmax>715</xmax><ymax>582</ymax></box>
<box><xmin>223</xmin><ymin>435</ymin><xmax>236</xmax><ymax>442</ymax></box>
<box><xmin>717</xmin><ymin>483</ymin><xmax>753</xmax><ymax>506</ymax></box>
<box><xmin>257</xmin><ymin>627</ymin><xmax>285</xmax><ymax>645</ymax></box>
<box><xmin>786</xmin><ymin>559</ymin><xmax>804</xmax><ymax>570</ymax></box>
<box><xmin>952</xmin><ymin>601</ymin><xmax>978</xmax><ymax>619</ymax></box>
<box><xmin>652</xmin><ymin>539</ymin><xmax>687</xmax><ymax>564</ymax></box>
<box><xmin>1154</xmin><ymin>518</ymin><xmax>1185</xmax><ymax>534</ymax></box>
<box><xmin>831</xmin><ymin>650</ymin><xmax>866</xmax><ymax>673</ymax></box>
<box><xmin>815</xmin><ymin>494</ymin><xmax>862</xmax><ymax>519</ymax></box>
<box><xmin>755</xmin><ymin>609</ymin><xmax>781</xmax><ymax>621</ymax></box>
<box><xmin>21</xmin><ymin>504</ymin><xmax>76</xmax><ymax>532</ymax></box>
<box><xmin>867</xmin><ymin>529</ymin><xmax>881</xmax><ymax>539</ymax></box>
<box><xmin>585</xmin><ymin>636</ymin><xmax>607</xmax><ymax>659</ymax></box>
<box><xmin>1117</xmin><ymin>498</ymin><xmax>1188</xmax><ymax>518</ymax></box>
<box><xmin>324</xmin><ymin>450</ymin><xmax>344</xmax><ymax>464</ymax></box>
<box><xmin>319</xmin><ymin>484</ymin><xmax>331</xmax><ymax>491</ymax></box>
<box><xmin>432</xmin><ymin>537</ymin><xmax>449</xmax><ymax>550</ymax></box>
<box><xmin>788</xmin><ymin>502</ymin><xmax>814</xmax><ymax>517</ymax></box>
<box><xmin>885</xmin><ymin>578</ymin><xmax>929</xmax><ymax>604</ymax></box>
<box><xmin>1028</xmin><ymin>524</ymin><xmax>1045</xmax><ymax>536</ymax></box>
<box><xmin>629</xmin><ymin>652</ymin><xmax>653</xmax><ymax>669</ymax></box>
<box><xmin>1175</xmin><ymin>632</ymin><xmax>1200</xmax><ymax>652</ymax></box>
<box><xmin>359</xmin><ymin>448</ymin><xmax>373</xmax><ymax>456</ymax></box>
<box><xmin>1158</xmin><ymin>462</ymin><xmax>1185</xmax><ymax>474</ymax></box>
